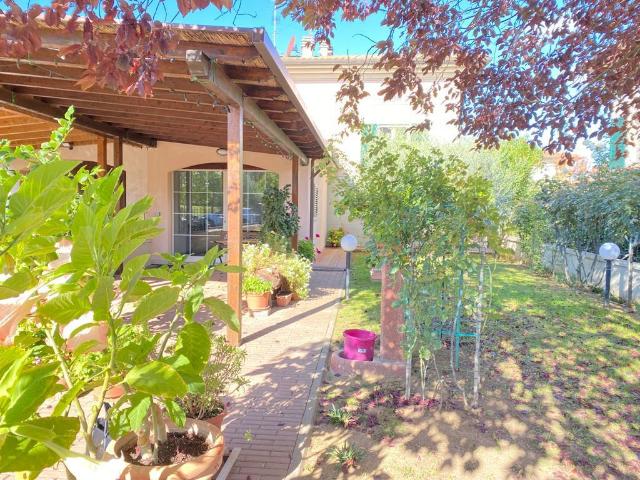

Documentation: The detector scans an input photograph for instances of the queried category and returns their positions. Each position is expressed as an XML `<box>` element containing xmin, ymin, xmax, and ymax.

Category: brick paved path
<box><xmin>13</xmin><ymin>248</ymin><xmax>344</xmax><ymax>480</ymax></box>
<box><xmin>223</xmin><ymin>248</ymin><xmax>344</xmax><ymax>479</ymax></box>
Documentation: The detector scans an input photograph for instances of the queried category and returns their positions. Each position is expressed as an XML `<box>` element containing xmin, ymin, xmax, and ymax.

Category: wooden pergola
<box><xmin>0</xmin><ymin>22</ymin><xmax>325</xmax><ymax>345</ymax></box>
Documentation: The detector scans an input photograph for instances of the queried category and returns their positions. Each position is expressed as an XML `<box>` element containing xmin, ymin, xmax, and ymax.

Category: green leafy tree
<box><xmin>335</xmin><ymin>133</ymin><xmax>498</xmax><ymax>400</ymax></box>
<box><xmin>0</xmin><ymin>109</ymin><xmax>240</xmax><ymax>477</ymax></box>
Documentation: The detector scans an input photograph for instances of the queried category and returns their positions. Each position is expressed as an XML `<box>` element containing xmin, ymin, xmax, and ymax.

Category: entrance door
<box><xmin>172</xmin><ymin>170</ymin><xmax>223</xmax><ymax>256</ymax></box>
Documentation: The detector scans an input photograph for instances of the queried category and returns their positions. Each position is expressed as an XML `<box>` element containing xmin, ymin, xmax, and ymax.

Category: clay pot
<box><xmin>68</xmin><ymin>418</ymin><xmax>224</xmax><ymax>480</ymax></box>
<box><xmin>105</xmin><ymin>384</ymin><xmax>126</xmax><ymax>400</ymax></box>
<box><xmin>276</xmin><ymin>292</ymin><xmax>293</xmax><ymax>307</ymax></box>
<box><xmin>202</xmin><ymin>407</ymin><xmax>226</xmax><ymax>429</ymax></box>
<box><xmin>246</xmin><ymin>291</ymin><xmax>270</xmax><ymax>311</ymax></box>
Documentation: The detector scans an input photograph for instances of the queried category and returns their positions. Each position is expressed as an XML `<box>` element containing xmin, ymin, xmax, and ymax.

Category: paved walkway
<box><xmin>24</xmin><ymin>248</ymin><xmax>345</xmax><ymax>480</ymax></box>
<box><xmin>223</xmin><ymin>248</ymin><xmax>344</xmax><ymax>479</ymax></box>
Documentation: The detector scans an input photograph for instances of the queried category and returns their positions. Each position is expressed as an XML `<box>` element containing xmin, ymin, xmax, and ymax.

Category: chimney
<box><xmin>301</xmin><ymin>35</ymin><xmax>314</xmax><ymax>58</ymax></box>
<box><xmin>319</xmin><ymin>41</ymin><xmax>330</xmax><ymax>57</ymax></box>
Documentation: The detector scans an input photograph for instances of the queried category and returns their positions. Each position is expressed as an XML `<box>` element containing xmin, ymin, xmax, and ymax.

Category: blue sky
<box><xmin>164</xmin><ymin>1</ymin><xmax>389</xmax><ymax>55</ymax></box>
<box><xmin>13</xmin><ymin>0</ymin><xmax>389</xmax><ymax>55</ymax></box>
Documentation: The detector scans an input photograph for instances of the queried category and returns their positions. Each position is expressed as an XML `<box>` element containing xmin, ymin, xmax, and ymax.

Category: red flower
<box><xmin>315</xmin><ymin>233</ymin><xmax>320</xmax><ymax>238</ymax></box>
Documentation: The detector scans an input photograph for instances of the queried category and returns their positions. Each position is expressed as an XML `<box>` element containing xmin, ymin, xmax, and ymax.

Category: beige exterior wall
<box><xmin>60</xmin><ymin>141</ymin><xmax>312</xmax><ymax>262</ymax></box>
<box><xmin>284</xmin><ymin>57</ymin><xmax>459</xmax><ymax>248</ymax></box>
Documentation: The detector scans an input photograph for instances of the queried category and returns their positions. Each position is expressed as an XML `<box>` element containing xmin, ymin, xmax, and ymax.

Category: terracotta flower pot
<box><xmin>105</xmin><ymin>384</ymin><xmax>127</xmax><ymax>400</ymax></box>
<box><xmin>64</xmin><ymin>418</ymin><xmax>225</xmax><ymax>480</ymax></box>
<box><xmin>246</xmin><ymin>291</ymin><xmax>270</xmax><ymax>311</ymax></box>
<box><xmin>202</xmin><ymin>406</ymin><xmax>226</xmax><ymax>429</ymax></box>
<box><xmin>276</xmin><ymin>292</ymin><xmax>293</xmax><ymax>307</ymax></box>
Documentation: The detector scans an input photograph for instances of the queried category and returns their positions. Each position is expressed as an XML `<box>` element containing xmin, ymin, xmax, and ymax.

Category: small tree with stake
<box><xmin>335</xmin><ymin>132</ymin><xmax>498</xmax><ymax>402</ymax></box>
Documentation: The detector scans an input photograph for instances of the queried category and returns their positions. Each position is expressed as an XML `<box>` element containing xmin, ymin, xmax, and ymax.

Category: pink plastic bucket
<box><xmin>343</xmin><ymin>329</ymin><xmax>376</xmax><ymax>361</ymax></box>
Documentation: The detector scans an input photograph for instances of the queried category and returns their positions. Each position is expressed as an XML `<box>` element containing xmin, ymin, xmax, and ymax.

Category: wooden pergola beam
<box><xmin>3</xmin><ymin>82</ymin><xmax>224</xmax><ymax>114</ymax></box>
<box><xmin>0</xmin><ymin>87</ymin><xmax>156</xmax><ymax>148</ymax></box>
<box><xmin>186</xmin><ymin>50</ymin><xmax>308</xmax><ymax>165</ymax></box>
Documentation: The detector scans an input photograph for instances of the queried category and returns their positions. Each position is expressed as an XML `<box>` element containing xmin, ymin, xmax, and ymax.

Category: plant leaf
<box><xmin>125</xmin><ymin>361</ymin><xmax>187</xmax><ymax>398</ymax></box>
<box><xmin>203</xmin><ymin>297</ymin><xmax>239</xmax><ymax>332</ymax></box>
<box><xmin>174</xmin><ymin>322</ymin><xmax>210</xmax><ymax>372</ymax></box>
<box><xmin>131</xmin><ymin>286</ymin><xmax>179</xmax><ymax>325</ymax></box>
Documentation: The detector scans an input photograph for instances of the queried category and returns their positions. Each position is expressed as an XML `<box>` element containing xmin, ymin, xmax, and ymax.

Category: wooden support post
<box><xmin>226</xmin><ymin>104</ymin><xmax>243</xmax><ymax>346</ymax></box>
<box><xmin>309</xmin><ymin>159</ymin><xmax>315</xmax><ymax>240</ymax></box>
<box><xmin>291</xmin><ymin>157</ymin><xmax>299</xmax><ymax>251</ymax></box>
<box><xmin>113</xmin><ymin>136</ymin><xmax>126</xmax><ymax>209</ymax></box>
<box><xmin>96</xmin><ymin>136</ymin><xmax>107</xmax><ymax>176</ymax></box>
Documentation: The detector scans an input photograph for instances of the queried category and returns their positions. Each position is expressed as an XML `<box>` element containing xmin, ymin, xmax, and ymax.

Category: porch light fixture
<box><xmin>340</xmin><ymin>234</ymin><xmax>358</xmax><ymax>300</ymax></box>
<box><xmin>216</xmin><ymin>148</ymin><xmax>228</xmax><ymax>156</ymax></box>
<box><xmin>598</xmin><ymin>242</ymin><xmax>620</xmax><ymax>307</ymax></box>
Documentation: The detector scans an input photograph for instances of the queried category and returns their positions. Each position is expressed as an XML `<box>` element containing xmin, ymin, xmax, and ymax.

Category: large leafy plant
<box><xmin>261</xmin><ymin>184</ymin><xmax>300</xmax><ymax>248</ymax></box>
<box><xmin>0</xmin><ymin>109</ymin><xmax>240</xmax><ymax>477</ymax></box>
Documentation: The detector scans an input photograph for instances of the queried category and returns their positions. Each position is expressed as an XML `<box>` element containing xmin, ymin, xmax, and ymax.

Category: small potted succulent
<box><xmin>178</xmin><ymin>331</ymin><xmax>248</xmax><ymax>428</ymax></box>
<box><xmin>243</xmin><ymin>274</ymin><xmax>272</xmax><ymax>311</ymax></box>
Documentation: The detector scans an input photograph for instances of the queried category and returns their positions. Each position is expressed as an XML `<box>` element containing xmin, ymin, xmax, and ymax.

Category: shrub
<box><xmin>261</xmin><ymin>184</ymin><xmax>299</xmax><ymax>247</ymax></box>
<box><xmin>327</xmin><ymin>227</ymin><xmax>345</xmax><ymax>247</ymax></box>
<box><xmin>242</xmin><ymin>274</ymin><xmax>272</xmax><ymax>294</ymax></box>
<box><xmin>279</xmin><ymin>254</ymin><xmax>312</xmax><ymax>299</ymax></box>
<box><xmin>243</xmin><ymin>243</ymin><xmax>275</xmax><ymax>274</ymax></box>
<box><xmin>243</xmin><ymin>243</ymin><xmax>312</xmax><ymax>299</ymax></box>
<box><xmin>178</xmin><ymin>331</ymin><xmax>249</xmax><ymax>419</ymax></box>
<box><xmin>297</xmin><ymin>238</ymin><xmax>315</xmax><ymax>262</ymax></box>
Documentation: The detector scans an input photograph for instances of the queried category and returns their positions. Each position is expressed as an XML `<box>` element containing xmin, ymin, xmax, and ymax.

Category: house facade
<box><xmin>1</xmin><ymin>26</ymin><xmax>458</xmax><ymax>263</ymax></box>
<box><xmin>283</xmin><ymin>46</ymin><xmax>459</xmax><ymax>246</ymax></box>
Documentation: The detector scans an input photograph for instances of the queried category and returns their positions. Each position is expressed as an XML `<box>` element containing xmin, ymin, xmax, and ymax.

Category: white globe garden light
<box><xmin>340</xmin><ymin>234</ymin><xmax>358</xmax><ymax>299</ymax></box>
<box><xmin>598</xmin><ymin>242</ymin><xmax>620</xmax><ymax>261</ymax></box>
<box><xmin>598</xmin><ymin>242</ymin><xmax>620</xmax><ymax>307</ymax></box>
<box><xmin>340</xmin><ymin>234</ymin><xmax>358</xmax><ymax>252</ymax></box>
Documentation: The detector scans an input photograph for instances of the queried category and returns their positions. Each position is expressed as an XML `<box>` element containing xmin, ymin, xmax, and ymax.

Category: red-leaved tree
<box><xmin>1</xmin><ymin>0</ymin><xmax>638</xmax><ymax>151</ymax></box>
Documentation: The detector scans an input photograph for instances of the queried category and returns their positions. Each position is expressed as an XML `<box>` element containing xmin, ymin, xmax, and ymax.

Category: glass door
<box><xmin>173</xmin><ymin>170</ymin><xmax>223</xmax><ymax>256</ymax></box>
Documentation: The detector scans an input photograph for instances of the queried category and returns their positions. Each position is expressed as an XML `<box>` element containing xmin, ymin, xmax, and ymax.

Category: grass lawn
<box><xmin>301</xmin><ymin>253</ymin><xmax>640</xmax><ymax>479</ymax></box>
<box><xmin>330</xmin><ymin>251</ymin><xmax>380</xmax><ymax>348</ymax></box>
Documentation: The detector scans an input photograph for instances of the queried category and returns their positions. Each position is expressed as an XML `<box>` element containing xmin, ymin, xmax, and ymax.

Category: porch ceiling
<box><xmin>0</xmin><ymin>106</ymin><xmax>98</xmax><ymax>146</ymax></box>
<box><xmin>0</xmin><ymin>22</ymin><xmax>325</xmax><ymax>159</ymax></box>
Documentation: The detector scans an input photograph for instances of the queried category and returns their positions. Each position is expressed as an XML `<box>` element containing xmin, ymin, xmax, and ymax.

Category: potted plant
<box><xmin>276</xmin><ymin>290</ymin><xmax>293</xmax><ymax>307</ymax></box>
<box><xmin>0</xmin><ymin>111</ymin><xmax>241</xmax><ymax>479</ymax></box>
<box><xmin>243</xmin><ymin>274</ymin><xmax>272</xmax><ymax>310</ymax></box>
<box><xmin>178</xmin><ymin>332</ymin><xmax>248</xmax><ymax>428</ymax></box>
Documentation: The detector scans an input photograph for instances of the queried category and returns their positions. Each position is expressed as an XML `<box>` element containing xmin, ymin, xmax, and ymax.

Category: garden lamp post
<box><xmin>341</xmin><ymin>234</ymin><xmax>358</xmax><ymax>300</ymax></box>
<box><xmin>599</xmin><ymin>242</ymin><xmax>620</xmax><ymax>307</ymax></box>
